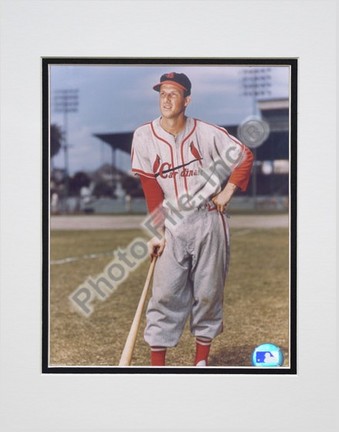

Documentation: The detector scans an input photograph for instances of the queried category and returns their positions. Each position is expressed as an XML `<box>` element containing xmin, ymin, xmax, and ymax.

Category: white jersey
<box><xmin>131</xmin><ymin>117</ymin><xmax>247</xmax><ymax>210</ymax></box>
<box><xmin>131</xmin><ymin>116</ymin><xmax>251</xmax><ymax>349</ymax></box>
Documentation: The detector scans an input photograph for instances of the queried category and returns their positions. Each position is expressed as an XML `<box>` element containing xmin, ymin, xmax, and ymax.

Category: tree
<box><xmin>121</xmin><ymin>175</ymin><xmax>144</xmax><ymax>197</ymax></box>
<box><xmin>50</xmin><ymin>124</ymin><xmax>63</xmax><ymax>158</ymax></box>
<box><xmin>68</xmin><ymin>171</ymin><xmax>91</xmax><ymax>196</ymax></box>
<box><xmin>93</xmin><ymin>181</ymin><xmax>116</xmax><ymax>198</ymax></box>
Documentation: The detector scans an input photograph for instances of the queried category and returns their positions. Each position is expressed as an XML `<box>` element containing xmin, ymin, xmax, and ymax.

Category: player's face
<box><xmin>159</xmin><ymin>84</ymin><xmax>190</xmax><ymax>120</ymax></box>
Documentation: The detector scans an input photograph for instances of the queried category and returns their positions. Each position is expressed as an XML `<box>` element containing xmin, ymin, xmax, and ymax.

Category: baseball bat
<box><xmin>118</xmin><ymin>257</ymin><xmax>157</xmax><ymax>366</ymax></box>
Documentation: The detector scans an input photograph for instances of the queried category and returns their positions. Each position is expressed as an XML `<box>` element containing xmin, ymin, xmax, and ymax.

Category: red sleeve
<box><xmin>139</xmin><ymin>175</ymin><xmax>164</xmax><ymax>213</ymax></box>
<box><xmin>228</xmin><ymin>146</ymin><xmax>254</xmax><ymax>191</ymax></box>
<box><xmin>139</xmin><ymin>175</ymin><xmax>165</xmax><ymax>228</ymax></box>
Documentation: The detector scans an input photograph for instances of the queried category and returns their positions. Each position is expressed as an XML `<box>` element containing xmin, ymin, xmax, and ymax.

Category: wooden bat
<box><xmin>119</xmin><ymin>257</ymin><xmax>157</xmax><ymax>366</ymax></box>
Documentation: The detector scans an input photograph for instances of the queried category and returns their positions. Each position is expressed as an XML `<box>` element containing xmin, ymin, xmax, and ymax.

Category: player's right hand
<box><xmin>148</xmin><ymin>236</ymin><xmax>166</xmax><ymax>258</ymax></box>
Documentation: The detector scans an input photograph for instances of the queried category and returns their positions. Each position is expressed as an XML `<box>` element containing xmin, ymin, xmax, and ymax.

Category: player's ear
<box><xmin>184</xmin><ymin>96</ymin><xmax>191</xmax><ymax>107</ymax></box>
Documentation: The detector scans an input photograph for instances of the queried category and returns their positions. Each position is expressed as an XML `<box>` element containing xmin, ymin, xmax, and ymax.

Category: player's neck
<box><xmin>160</xmin><ymin>116</ymin><xmax>187</xmax><ymax>137</ymax></box>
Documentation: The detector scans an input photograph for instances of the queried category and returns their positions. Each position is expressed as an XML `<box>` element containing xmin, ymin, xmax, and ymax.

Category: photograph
<box><xmin>43</xmin><ymin>58</ymin><xmax>297</xmax><ymax>373</ymax></box>
<box><xmin>1</xmin><ymin>0</ymin><xmax>336</xmax><ymax>430</ymax></box>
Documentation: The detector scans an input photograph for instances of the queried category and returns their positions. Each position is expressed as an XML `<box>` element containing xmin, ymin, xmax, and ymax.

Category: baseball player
<box><xmin>131</xmin><ymin>72</ymin><xmax>253</xmax><ymax>366</ymax></box>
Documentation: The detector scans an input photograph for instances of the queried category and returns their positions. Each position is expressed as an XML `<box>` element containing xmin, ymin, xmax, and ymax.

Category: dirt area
<box><xmin>50</xmin><ymin>214</ymin><xmax>289</xmax><ymax>230</ymax></box>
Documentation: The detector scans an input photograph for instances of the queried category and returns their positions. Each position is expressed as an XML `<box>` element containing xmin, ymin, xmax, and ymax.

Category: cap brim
<box><xmin>153</xmin><ymin>80</ymin><xmax>188</xmax><ymax>93</ymax></box>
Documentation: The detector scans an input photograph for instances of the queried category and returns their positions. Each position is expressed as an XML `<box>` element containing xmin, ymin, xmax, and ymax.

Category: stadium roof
<box><xmin>93</xmin><ymin>132</ymin><xmax>134</xmax><ymax>154</ymax></box>
<box><xmin>94</xmin><ymin>124</ymin><xmax>288</xmax><ymax>163</ymax></box>
<box><xmin>257</xmin><ymin>98</ymin><xmax>289</xmax><ymax>111</ymax></box>
<box><xmin>93</xmin><ymin>126</ymin><xmax>238</xmax><ymax>154</ymax></box>
<box><xmin>94</xmin><ymin>98</ymin><xmax>289</xmax><ymax>154</ymax></box>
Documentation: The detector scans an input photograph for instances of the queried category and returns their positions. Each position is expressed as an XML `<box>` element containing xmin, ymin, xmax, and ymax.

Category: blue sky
<box><xmin>50</xmin><ymin>64</ymin><xmax>290</xmax><ymax>175</ymax></box>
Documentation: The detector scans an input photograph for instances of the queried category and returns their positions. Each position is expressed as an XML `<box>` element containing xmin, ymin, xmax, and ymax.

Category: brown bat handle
<box><xmin>118</xmin><ymin>257</ymin><xmax>157</xmax><ymax>366</ymax></box>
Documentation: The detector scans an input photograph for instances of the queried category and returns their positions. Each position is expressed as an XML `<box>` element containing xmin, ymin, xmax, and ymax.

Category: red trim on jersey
<box><xmin>150</xmin><ymin>122</ymin><xmax>179</xmax><ymax>205</ymax></box>
<box><xmin>180</xmin><ymin>119</ymin><xmax>197</xmax><ymax>196</ymax></box>
<box><xmin>132</xmin><ymin>168</ymin><xmax>156</xmax><ymax>179</ymax></box>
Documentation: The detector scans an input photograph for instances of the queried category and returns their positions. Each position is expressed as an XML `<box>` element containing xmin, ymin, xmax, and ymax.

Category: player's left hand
<box><xmin>212</xmin><ymin>182</ymin><xmax>237</xmax><ymax>213</ymax></box>
<box><xmin>211</xmin><ymin>191</ymin><xmax>231</xmax><ymax>213</ymax></box>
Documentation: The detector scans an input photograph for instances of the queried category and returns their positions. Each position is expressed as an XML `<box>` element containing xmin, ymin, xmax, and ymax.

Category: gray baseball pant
<box><xmin>144</xmin><ymin>207</ymin><xmax>230</xmax><ymax>347</ymax></box>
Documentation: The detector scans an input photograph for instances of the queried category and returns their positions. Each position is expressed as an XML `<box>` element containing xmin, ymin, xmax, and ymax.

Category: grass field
<box><xmin>49</xmin><ymin>227</ymin><xmax>290</xmax><ymax>368</ymax></box>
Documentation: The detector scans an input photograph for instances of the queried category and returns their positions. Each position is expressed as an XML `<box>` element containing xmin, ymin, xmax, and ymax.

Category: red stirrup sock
<box><xmin>151</xmin><ymin>347</ymin><xmax>166</xmax><ymax>366</ymax></box>
<box><xmin>195</xmin><ymin>337</ymin><xmax>212</xmax><ymax>366</ymax></box>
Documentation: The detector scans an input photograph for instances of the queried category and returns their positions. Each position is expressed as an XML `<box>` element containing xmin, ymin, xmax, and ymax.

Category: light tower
<box><xmin>242</xmin><ymin>67</ymin><xmax>272</xmax><ymax>115</ymax></box>
<box><xmin>53</xmin><ymin>89</ymin><xmax>79</xmax><ymax>209</ymax></box>
<box><xmin>239</xmin><ymin>67</ymin><xmax>272</xmax><ymax>208</ymax></box>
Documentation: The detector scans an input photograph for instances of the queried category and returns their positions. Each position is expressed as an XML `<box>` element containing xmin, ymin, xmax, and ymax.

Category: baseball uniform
<box><xmin>131</xmin><ymin>116</ymin><xmax>253</xmax><ymax>347</ymax></box>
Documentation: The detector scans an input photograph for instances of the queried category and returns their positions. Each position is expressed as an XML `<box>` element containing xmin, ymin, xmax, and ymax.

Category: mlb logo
<box><xmin>252</xmin><ymin>343</ymin><xmax>284</xmax><ymax>367</ymax></box>
<box><xmin>256</xmin><ymin>351</ymin><xmax>279</xmax><ymax>365</ymax></box>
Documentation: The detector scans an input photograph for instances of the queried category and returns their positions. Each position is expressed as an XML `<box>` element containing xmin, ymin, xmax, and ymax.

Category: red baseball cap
<box><xmin>153</xmin><ymin>72</ymin><xmax>192</xmax><ymax>95</ymax></box>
